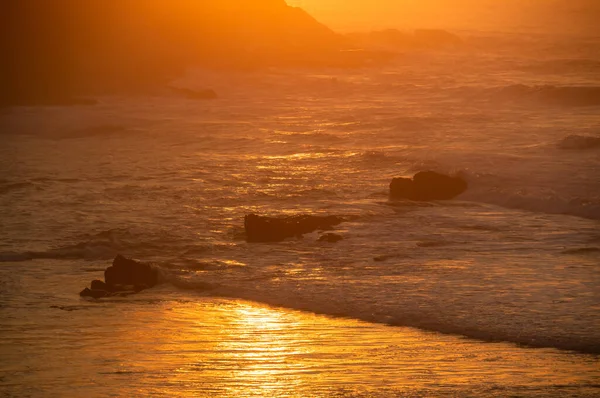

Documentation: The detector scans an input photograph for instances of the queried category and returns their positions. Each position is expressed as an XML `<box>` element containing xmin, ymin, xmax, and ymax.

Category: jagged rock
<box><xmin>245</xmin><ymin>213</ymin><xmax>343</xmax><ymax>242</ymax></box>
<box><xmin>80</xmin><ymin>255</ymin><xmax>158</xmax><ymax>299</ymax></box>
<box><xmin>104</xmin><ymin>255</ymin><xmax>158</xmax><ymax>289</ymax></box>
<box><xmin>318</xmin><ymin>233</ymin><xmax>343</xmax><ymax>243</ymax></box>
<box><xmin>90</xmin><ymin>279</ymin><xmax>109</xmax><ymax>291</ymax></box>
<box><xmin>390</xmin><ymin>171</ymin><xmax>467</xmax><ymax>201</ymax></box>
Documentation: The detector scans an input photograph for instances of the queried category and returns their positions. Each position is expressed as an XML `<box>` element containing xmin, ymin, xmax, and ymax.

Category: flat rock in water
<box><xmin>390</xmin><ymin>171</ymin><xmax>467</xmax><ymax>201</ymax></box>
<box><xmin>245</xmin><ymin>213</ymin><xmax>344</xmax><ymax>242</ymax></box>
<box><xmin>318</xmin><ymin>233</ymin><xmax>344</xmax><ymax>243</ymax></box>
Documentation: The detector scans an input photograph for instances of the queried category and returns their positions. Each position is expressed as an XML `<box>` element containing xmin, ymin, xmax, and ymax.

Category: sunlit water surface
<box><xmin>1</xmin><ymin>266</ymin><xmax>598</xmax><ymax>397</ymax></box>
<box><xmin>1</xmin><ymin>32</ymin><xmax>600</xmax><ymax>396</ymax></box>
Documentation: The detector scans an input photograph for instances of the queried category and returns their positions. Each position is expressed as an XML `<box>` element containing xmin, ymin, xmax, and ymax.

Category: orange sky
<box><xmin>287</xmin><ymin>0</ymin><xmax>600</xmax><ymax>33</ymax></box>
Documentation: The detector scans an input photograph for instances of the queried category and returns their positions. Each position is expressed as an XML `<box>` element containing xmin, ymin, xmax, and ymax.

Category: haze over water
<box><xmin>1</xmin><ymin>1</ymin><xmax>599</xmax><ymax>397</ymax></box>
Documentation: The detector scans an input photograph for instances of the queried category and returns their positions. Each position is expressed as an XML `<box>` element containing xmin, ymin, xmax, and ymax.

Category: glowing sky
<box><xmin>287</xmin><ymin>0</ymin><xmax>600</xmax><ymax>33</ymax></box>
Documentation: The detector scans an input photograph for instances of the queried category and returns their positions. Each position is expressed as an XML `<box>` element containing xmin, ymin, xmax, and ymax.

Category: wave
<box><xmin>453</xmin><ymin>169</ymin><xmax>600</xmax><ymax>220</ymax></box>
<box><xmin>561</xmin><ymin>247</ymin><xmax>600</xmax><ymax>255</ymax></box>
<box><xmin>58</xmin><ymin>124</ymin><xmax>129</xmax><ymax>139</ymax></box>
<box><xmin>0</xmin><ymin>180</ymin><xmax>36</xmax><ymax>195</ymax></box>
<box><xmin>491</xmin><ymin>84</ymin><xmax>600</xmax><ymax>107</ymax></box>
<box><xmin>0</xmin><ymin>242</ymin><xmax>120</xmax><ymax>263</ymax></box>
<box><xmin>162</xmin><ymin>258</ymin><xmax>246</xmax><ymax>271</ymax></box>
<box><xmin>520</xmin><ymin>58</ymin><xmax>600</xmax><ymax>75</ymax></box>
<box><xmin>0</xmin><ymin>228</ymin><xmax>131</xmax><ymax>262</ymax></box>
<box><xmin>359</xmin><ymin>150</ymin><xmax>393</xmax><ymax>163</ymax></box>
<box><xmin>271</xmin><ymin>131</ymin><xmax>343</xmax><ymax>143</ymax></box>
<box><xmin>0</xmin><ymin>228</ymin><xmax>193</xmax><ymax>263</ymax></box>
<box><xmin>557</xmin><ymin>134</ymin><xmax>600</xmax><ymax>150</ymax></box>
<box><xmin>461</xmin><ymin>188</ymin><xmax>600</xmax><ymax>221</ymax></box>
<box><xmin>190</xmin><ymin>282</ymin><xmax>600</xmax><ymax>355</ymax></box>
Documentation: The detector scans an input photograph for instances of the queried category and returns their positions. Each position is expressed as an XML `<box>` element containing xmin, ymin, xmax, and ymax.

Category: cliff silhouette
<box><xmin>1</xmin><ymin>0</ymin><xmax>373</xmax><ymax>106</ymax></box>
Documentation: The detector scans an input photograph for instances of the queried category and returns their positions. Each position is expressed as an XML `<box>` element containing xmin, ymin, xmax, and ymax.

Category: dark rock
<box><xmin>318</xmin><ymin>233</ymin><xmax>343</xmax><ymax>243</ymax></box>
<box><xmin>557</xmin><ymin>135</ymin><xmax>600</xmax><ymax>150</ymax></box>
<box><xmin>389</xmin><ymin>177</ymin><xmax>416</xmax><ymax>200</ymax></box>
<box><xmin>90</xmin><ymin>279</ymin><xmax>110</xmax><ymax>291</ymax></box>
<box><xmin>245</xmin><ymin>213</ymin><xmax>344</xmax><ymax>242</ymax></box>
<box><xmin>79</xmin><ymin>288</ymin><xmax>109</xmax><ymax>299</ymax></box>
<box><xmin>79</xmin><ymin>255</ymin><xmax>159</xmax><ymax>298</ymax></box>
<box><xmin>104</xmin><ymin>255</ymin><xmax>158</xmax><ymax>288</ymax></box>
<box><xmin>2</xmin><ymin>0</ymin><xmax>349</xmax><ymax>107</ymax></box>
<box><xmin>170</xmin><ymin>87</ymin><xmax>218</xmax><ymax>100</ymax></box>
<box><xmin>390</xmin><ymin>171</ymin><xmax>467</xmax><ymax>201</ymax></box>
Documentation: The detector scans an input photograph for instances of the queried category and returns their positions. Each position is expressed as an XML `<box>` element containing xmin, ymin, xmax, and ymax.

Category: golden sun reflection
<box><xmin>217</xmin><ymin>304</ymin><xmax>310</xmax><ymax>394</ymax></box>
<box><xmin>108</xmin><ymin>298</ymin><xmax>600</xmax><ymax>397</ymax></box>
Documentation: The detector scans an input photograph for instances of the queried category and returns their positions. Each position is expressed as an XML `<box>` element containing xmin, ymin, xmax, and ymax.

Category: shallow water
<box><xmin>1</xmin><ymin>262</ymin><xmax>598</xmax><ymax>397</ymax></box>
<box><xmin>1</xmin><ymin>31</ymin><xmax>600</xmax><ymax>396</ymax></box>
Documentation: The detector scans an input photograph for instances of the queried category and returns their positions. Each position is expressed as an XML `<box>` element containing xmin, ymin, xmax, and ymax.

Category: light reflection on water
<box><xmin>0</xmin><ymin>259</ymin><xmax>599</xmax><ymax>398</ymax></box>
<box><xmin>1</xmin><ymin>34</ymin><xmax>599</xmax><ymax>398</ymax></box>
<box><xmin>3</xmin><ymin>298</ymin><xmax>588</xmax><ymax>397</ymax></box>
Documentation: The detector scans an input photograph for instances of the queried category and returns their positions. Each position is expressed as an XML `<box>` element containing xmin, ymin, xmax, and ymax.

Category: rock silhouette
<box><xmin>80</xmin><ymin>255</ymin><xmax>158</xmax><ymax>298</ymax></box>
<box><xmin>390</xmin><ymin>171</ymin><xmax>468</xmax><ymax>201</ymax></box>
<box><xmin>245</xmin><ymin>214</ymin><xmax>344</xmax><ymax>242</ymax></box>
<box><xmin>1</xmin><ymin>0</ymin><xmax>355</xmax><ymax>106</ymax></box>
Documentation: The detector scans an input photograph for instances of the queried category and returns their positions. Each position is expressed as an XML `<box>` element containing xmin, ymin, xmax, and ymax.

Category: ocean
<box><xmin>1</xmin><ymin>30</ymin><xmax>599</xmax><ymax>397</ymax></box>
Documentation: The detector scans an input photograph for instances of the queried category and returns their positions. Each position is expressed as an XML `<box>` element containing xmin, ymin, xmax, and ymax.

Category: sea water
<box><xmin>1</xmin><ymin>31</ymin><xmax>599</xmax><ymax>397</ymax></box>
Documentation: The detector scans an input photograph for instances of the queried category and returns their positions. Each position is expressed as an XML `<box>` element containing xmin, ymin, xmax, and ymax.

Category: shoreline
<box><xmin>2</xmin><ymin>283</ymin><xmax>599</xmax><ymax>397</ymax></box>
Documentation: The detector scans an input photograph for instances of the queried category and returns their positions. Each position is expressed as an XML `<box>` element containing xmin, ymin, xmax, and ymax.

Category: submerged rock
<box><xmin>245</xmin><ymin>213</ymin><xmax>344</xmax><ymax>242</ymax></box>
<box><xmin>79</xmin><ymin>288</ymin><xmax>110</xmax><ymax>299</ymax></box>
<box><xmin>80</xmin><ymin>255</ymin><xmax>158</xmax><ymax>298</ymax></box>
<box><xmin>557</xmin><ymin>135</ymin><xmax>600</xmax><ymax>150</ymax></box>
<box><xmin>318</xmin><ymin>233</ymin><xmax>344</xmax><ymax>243</ymax></box>
<box><xmin>390</xmin><ymin>171</ymin><xmax>467</xmax><ymax>201</ymax></box>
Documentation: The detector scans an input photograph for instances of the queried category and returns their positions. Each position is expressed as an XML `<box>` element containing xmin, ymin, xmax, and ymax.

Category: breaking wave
<box><xmin>187</xmin><ymin>281</ymin><xmax>600</xmax><ymax>355</ymax></box>
<box><xmin>0</xmin><ymin>228</ymin><xmax>209</xmax><ymax>263</ymax></box>
<box><xmin>520</xmin><ymin>58</ymin><xmax>600</xmax><ymax>75</ymax></box>
<box><xmin>0</xmin><ymin>231</ymin><xmax>125</xmax><ymax>262</ymax></box>
<box><xmin>461</xmin><ymin>187</ymin><xmax>600</xmax><ymax>220</ymax></box>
